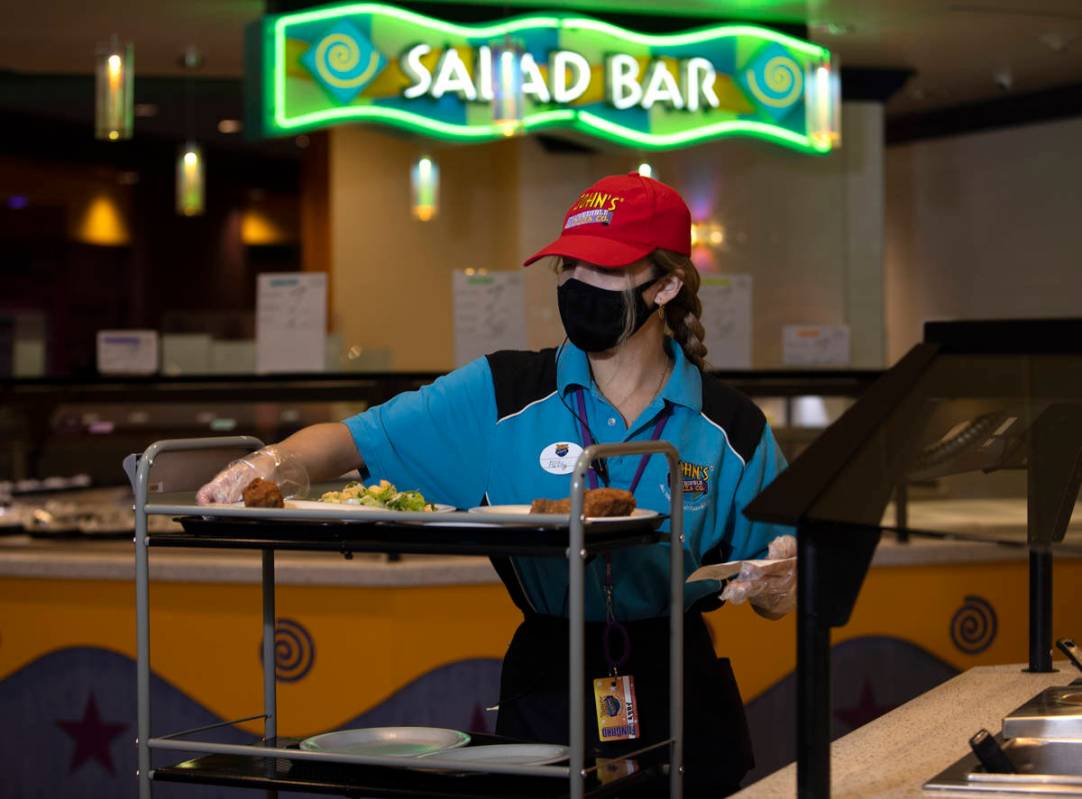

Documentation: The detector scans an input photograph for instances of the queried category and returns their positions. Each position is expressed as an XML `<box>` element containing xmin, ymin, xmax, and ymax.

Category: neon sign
<box><xmin>246</xmin><ymin>3</ymin><xmax>840</xmax><ymax>153</ymax></box>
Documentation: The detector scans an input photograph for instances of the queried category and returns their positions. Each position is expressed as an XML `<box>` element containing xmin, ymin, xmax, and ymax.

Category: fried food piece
<box><xmin>530</xmin><ymin>488</ymin><xmax>636</xmax><ymax>517</ymax></box>
<box><xmin>584</xmin><ymin>488</ymin><xmax>636</xmax><ymax>517</ymax></box>
<box><xmin>243</xmin><ymin>477</ymin><xmax>284</xmax><ymax>508</ymax></box>
<box><xmin>530</xmin><ymin>497</ymin><xmax>571</xmax><ymax>514</ymax></box>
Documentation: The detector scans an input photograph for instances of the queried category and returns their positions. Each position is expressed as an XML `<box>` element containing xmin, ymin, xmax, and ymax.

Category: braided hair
<box><xmin>651</xmin><ymin>249</ymin><xmax>709</xmax><ymax>371</ymax></box>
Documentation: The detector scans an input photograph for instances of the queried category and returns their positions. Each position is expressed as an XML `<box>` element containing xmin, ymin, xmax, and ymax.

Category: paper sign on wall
<box><xmin>698</xmin><ymin>275</ymin><xmax>752</xmax><ymax>369</ymax></box>
<box><xmin>453</xmin><ymin>270</ymin><xmax>527</xmax><ymax>367</ymax></box>
<box><xmin>783</xmin><ymin>324</ymin><xmax>850</xmax><ymax>366</ymax></box>
<box><xmin>96</xmin><ymin>330</ymin><xmax>160</xmax><ymax>375</ymax></box>
<box><xmin>256</xmin><ymin>272</ymin><xmax>327</xmax><ymax>373</ymax></box>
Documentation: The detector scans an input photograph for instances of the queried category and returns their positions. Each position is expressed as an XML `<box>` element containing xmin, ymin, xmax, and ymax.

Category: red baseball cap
<box><xmin>522</xmin><ymin>172</ymin><xmax>691</xmax><ymax>268</ymax></box>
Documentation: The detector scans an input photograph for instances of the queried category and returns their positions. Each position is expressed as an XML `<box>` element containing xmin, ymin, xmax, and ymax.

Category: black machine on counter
<box><xmin>744</xmin><ymin>319</ymin><xmax>1082</xmax><ymax>798</ymax></box>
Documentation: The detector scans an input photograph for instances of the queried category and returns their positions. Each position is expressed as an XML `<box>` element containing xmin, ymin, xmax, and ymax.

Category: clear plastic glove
<box><xmin>720</xmin><ymin>534</ymin><xmax>797</xmax><ymax>617</ymax></box>
<box><xmin>195</xmin><ymin>445</ymin><xmax>309</xmax><ymax>505</ymax></box>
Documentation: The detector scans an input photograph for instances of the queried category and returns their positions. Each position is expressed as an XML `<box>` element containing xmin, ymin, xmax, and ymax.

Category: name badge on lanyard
<box><xmin>574</xmin><ymin>387</ymin><xmax>673</xmax><ymax>744</ymax></box>
<box><xmin>593</xmin><ymin>674</ymin><xmax>640</xmax><ymax>742</ymax></box>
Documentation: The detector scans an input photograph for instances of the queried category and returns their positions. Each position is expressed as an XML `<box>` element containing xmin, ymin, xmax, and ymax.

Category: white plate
<box><xmin>304</xmin><ymin>500</ymin><xmax>456</xmax><ymax>514</ymax></box>
<box><xmin>468</xmin><ymin>504</ymin><xmax>659</xmax><ymax>524</ymax></box>
<box><xmin>417</xmin><ymin>743</ymin><xmax>569</xmax><ymax>768</ymax></box>
<box><xmin>299</xmin><ymin>726</ymin><xmax>470</xmax><ymax>758</ymax></box>
<box><xmin>212</xmin><ymin>500</ymin><xmax>455</xmax><ymax>513</ymax></box>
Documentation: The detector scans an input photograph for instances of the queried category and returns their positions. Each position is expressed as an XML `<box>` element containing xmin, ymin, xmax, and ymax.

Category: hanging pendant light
<box><xmin>806</xmin><ymin>57</ymin><xmax>841</xmax><ymax>151</ymax></box>
<box><xmin>175</xmin><ymin>47</ymin><xmax>205</xmax><ymax>216</ymax></box>
<box><xmin>176</xmin><ymin>143</ymin><xmax>205</xmax><ymax>216</ymax></box>
<box><xmin>410</xmin><ymin>155</ymin><xmax>439</xmax><ymax>221</ymax></box>
<box><xmin>95</xmin><ymin>37</ymin><xmax>133</xmax><ymax>141</ymax></box>
<box><xmin>492</xmin><ymin>39</ymin><xmax>525</xmax><ymax>137</ymax></box>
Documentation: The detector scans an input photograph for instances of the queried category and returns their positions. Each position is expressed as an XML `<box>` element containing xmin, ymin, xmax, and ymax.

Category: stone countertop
<box><xmin>733</xmin><ymin>662</ymin><xmax>1076</xmax><ymax>798</ymax></box>
<box><xmin>0</xmin><ymin>495</ymin><xmax>1078</xmax><ymax>585</ymax></box>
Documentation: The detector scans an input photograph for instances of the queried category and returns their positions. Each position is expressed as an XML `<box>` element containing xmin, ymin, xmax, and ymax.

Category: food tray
<box><xmin>167</xmin><ymin>512</ymin><xmax>667</xmax><ymax>557</ymax></box>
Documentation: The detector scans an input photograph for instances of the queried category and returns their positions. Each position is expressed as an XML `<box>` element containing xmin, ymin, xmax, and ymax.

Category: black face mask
<box><xmin>557</xmin><ymin>277</ymin><xmax>657</xmax><ymax>353</ymax></box>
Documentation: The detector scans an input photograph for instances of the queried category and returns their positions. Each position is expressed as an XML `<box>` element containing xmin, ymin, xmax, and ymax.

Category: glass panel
<box><xmin>798</xmin><ymin>353</ymin><xmax>1082</xmax><ymax>553</ymax></box>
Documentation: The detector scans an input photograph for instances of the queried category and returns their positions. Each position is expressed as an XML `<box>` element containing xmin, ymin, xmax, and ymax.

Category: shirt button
<box><xmin>607</xmin><ymin>417</ymin><xmax>617</xmax><ymax>427</ymax></box>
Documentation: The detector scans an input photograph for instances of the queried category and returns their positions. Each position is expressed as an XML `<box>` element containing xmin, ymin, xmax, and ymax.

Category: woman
<box><xmin>198</xmin><ymin>172</ymin><xmax>794</xmax><ymax>796</ymax></box>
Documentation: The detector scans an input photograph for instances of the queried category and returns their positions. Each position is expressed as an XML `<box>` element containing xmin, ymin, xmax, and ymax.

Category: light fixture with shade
<box><xmin>95</xmin><ymin>38</ymin><xmax>133</xmax><ymax>141</ymax></box>
<box><xmin>410</xmin><ymin>155</ymin><xmax>439</xmax><ymax>221</ymax></box>
<box><xmin>492</xmin><ymin>39</ymin><xmax>525</xmax><ymax>137</ymax></box>
<box><xmin>176</xmin><ymin>143</ymin><xmax>205</xmax><ymax>216</ymax></box>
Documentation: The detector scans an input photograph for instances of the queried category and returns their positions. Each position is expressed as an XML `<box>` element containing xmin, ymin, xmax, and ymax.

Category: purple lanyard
<box><xmin>573</xmin><ymin>387</ymin><xmax>673</xmax><ymax>674</ymax></box>
<box><xmin>573</xmin><ymin>388</ymin><xmax>672</xmax><ymax>492</ymax></box>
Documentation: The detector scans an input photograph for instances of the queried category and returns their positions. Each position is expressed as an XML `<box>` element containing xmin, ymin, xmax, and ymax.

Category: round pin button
<box><xmin>607</xmin><ymin>417</ymin><xmax>617</xmax><ymax>426</ymax></box>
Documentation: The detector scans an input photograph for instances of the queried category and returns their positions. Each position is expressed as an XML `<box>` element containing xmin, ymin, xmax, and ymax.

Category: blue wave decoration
<box><xmin>0</xmin><ymin>646</ymin><xmax>501</xmax><ymax>799</ymax></box>
<box><xmin>740</xmin><ymin>635</ymin><xmax>961</xmax><ymax>785</ymax></box>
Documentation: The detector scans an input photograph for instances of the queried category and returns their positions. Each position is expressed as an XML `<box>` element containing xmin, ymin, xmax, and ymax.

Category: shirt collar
<box><xmin>556</xmin><ymin>339</ymin><xmax>702</xmax><ymax>413</ymax></box>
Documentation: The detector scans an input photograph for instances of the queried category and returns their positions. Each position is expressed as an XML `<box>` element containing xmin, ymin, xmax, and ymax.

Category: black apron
<box><xmin>495</xmin><ymin>611</ymin><xmax>754</xmax><ymax>797</ymax></box>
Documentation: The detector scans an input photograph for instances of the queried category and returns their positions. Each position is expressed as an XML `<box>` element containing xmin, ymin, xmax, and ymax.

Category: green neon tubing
<box><xmin>267</xmin><ymin>2</ymin><xmax>834</xmax><ymax>152</ymax></box>
<box><xmin>559</xmin><ymin>18</ymin><xmax>827</xmax><ymax>57</ymax></box>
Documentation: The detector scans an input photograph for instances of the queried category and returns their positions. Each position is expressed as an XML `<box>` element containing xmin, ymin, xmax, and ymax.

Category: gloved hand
<box><xmin>720</xmin><ymin>534</ymin><xmax>797</xmax><ymax>617</ymax></box>
<box><xmin>195</xmin><ymin>445</ymin><xmax>309</xmax><ymax>505</ymax></box>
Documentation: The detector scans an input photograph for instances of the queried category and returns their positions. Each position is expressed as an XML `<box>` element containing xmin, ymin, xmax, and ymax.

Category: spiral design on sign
<box><xmin>950</xmin><ymin>596</ymin><xmax>998</xmax><ymax>655</ymax></box>
<box><xmin>313</xmin><ymin>32</ymin><xmax>381</xmax><ymax>89</ymax></box>
<box><xmin>745</xmin><ymin>55</ymin><xmax>804</xmax><ymax>108</ymax></box>
<box><xmin>267</xmin><ymin>618</ymin><xmax>315</xmax><ymax>682</ymax></box>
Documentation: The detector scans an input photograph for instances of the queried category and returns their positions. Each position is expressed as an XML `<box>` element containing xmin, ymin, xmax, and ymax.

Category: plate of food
<box><xmin>299</xmin><ymin>726</ymin><xmax>470</xmax><ymax>758</ymax></box>
<box><xmin>317</xmin><ymin>480</ymin><xmax>451</xmax><ymax>512</ymax></box>
<box><xmin>470</xmin><ymin>488</ymin><xmax>658</xmax><ymax>523</ymax></box>
<box><xmin>224</xmin><ymin>478</ymin><xmax>453</xmax><ymax>513</ymax></box>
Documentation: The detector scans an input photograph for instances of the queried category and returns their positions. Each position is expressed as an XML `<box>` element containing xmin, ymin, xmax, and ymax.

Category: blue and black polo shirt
<box><xmin>344</xmin><ymin>340</ymin><xmax>790</xmax><ymax>622</ymax></box>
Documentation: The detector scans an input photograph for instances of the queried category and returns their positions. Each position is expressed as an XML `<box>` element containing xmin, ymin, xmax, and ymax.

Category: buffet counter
<box><xmin>734</xmin><ymin>662</ymin><xmax>1074</xmax><ymax>798</ymax></box>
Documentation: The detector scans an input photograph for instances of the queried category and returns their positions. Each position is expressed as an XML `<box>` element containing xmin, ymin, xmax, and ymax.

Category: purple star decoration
<box><xmin>834</xmin><ymin>679</ymin><xmax>898</xmax><ymax>732</ymax></box>
<box><xmin>56</xmin><ymin>693</ymin><xmax>129</xmax><ymax>775</ymax></box>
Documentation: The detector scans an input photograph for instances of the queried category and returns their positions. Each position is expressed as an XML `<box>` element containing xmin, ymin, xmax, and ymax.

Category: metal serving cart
<box><xmin>127</xmin><ymin>436</ymin><xmax>686</xmax><ymax>799</ymax></box>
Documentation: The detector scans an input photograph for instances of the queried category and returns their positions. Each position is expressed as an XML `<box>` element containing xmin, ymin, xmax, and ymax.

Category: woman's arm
<box><xmin>278</xmin><ymin>422</ymin><xmax>363</xmax><ymax>482</ymax></box>
<box><xmin>195</xmin><ymin>422</ymin><xmax>362</xmax><ymax>504</ymax></box>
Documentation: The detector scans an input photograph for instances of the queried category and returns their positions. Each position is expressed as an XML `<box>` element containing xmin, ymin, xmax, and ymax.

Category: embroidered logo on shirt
<box><xmin>681</xmin><ymin>461</ymin><xmax>713</xmax><ymax>497</ymax></box>
<box><xmin>539</xmin><ymin>441</ymin><xmax>584</xmax><ymax>475</ymax></box>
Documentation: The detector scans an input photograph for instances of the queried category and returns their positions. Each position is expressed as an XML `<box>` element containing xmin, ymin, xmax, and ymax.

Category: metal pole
<box><xmin>262</xmin><ymin>550</ymin><xmax>278</xmax><ymax>742</ymax></box>
<box><xmin>127</xmin><ymin>436</ymin><xmax>264</xmax><ymax>799</ymax></box>
<box><xmin>135</xmin><ymin>468</ymin><xmax>152</xmax><ymax>799</ymax></box>
<box><xmin>796</xmin><ymin>530</ymin><xmax>830</xmax><ymax>799</ymax></box>
<box><xmin>1028</xmin><ymin>547</ymin><xmax>1054</xmax><ymax>673</ymax></box>
<box><xmin>667</xmin><ymin>448</ymin><xmax>684</xmax><ymax>799</ymax></box>
<box><xmin>568</xmin><ymin>460</ymin><xmax>587</xmax><ymax>799</ymax></box>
